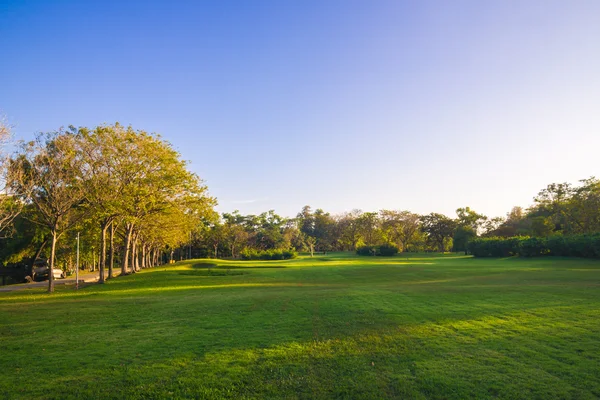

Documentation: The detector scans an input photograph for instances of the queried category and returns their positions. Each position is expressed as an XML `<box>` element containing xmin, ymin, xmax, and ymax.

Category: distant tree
<box><xmin>379</xmin><ymin>210</ymin><xmax>421</xmax><ymax>252</ymax></box>
<box><xmin>335</xmin><ymin>210</ymin><xmax>363</xmax><ymax>250</ymax></box>
<box><xmin>354</xmin><ymin>212</ymin><xmax>383</xmax><ymax>246</ymax></box>
<box><xmin>0</xmin><ymin>117</ymin><xmax>23</xmax><ymax>235</ymax></box>
<box><xmin>202</xmin><ymin>222</ymin><xmax>223</xmax><ymax>259</ymax></box>
<box><xmin>484</xmin><ymin>207</ymin><xmax>530</xmax><ymax>237</ymax></box>
<box><xmin>453</xmin><ymin>207</ymin><xmax>487</xmax><ymax>252</ymax></box>
<box><xmin>222</xmin><ymin>211</ymin><xmax>250</xmax><ymax>258</ymax></box>
<box><xmin>420</xmin><ymin>213</ymin><xmax>456</xmax><ymax>253</ymax></box>
<box><xmin>304</xmin><ymin>234</ymin><xmax>316</xmax><ymax>257</ymax></box>
<box><xmin>571</xmin><ymin>177</ymin><xmax>600</xmax><ymax>234</ymax></box>
<box><xmin>531</xmin><ymin>182</ymin><xmax>578</xmax><ymax>234</ymax></box>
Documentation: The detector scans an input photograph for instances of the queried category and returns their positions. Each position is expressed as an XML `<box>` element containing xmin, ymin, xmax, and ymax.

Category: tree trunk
<box><xmin>48</xmin><ymin>229</ymin><xmax>57</xmax><ymax>293</ymax></box>
<box><xmin>213</xmin><ymin>244</ymin><xmax>218</xmax><ymax>259</ymax></box>
<box><xmin>99</xmin><ymin>222</ymin><xmax>108</xmax><ymax>284</ymax></box>
<box><xmin>122</xmin><ymin>223</ymin><xmax>133</xmax><ymax>275</ymax></box>
<box><xmin>108</xmin><ymin>222</ymin><xmax>115</xmax><ymax>279</ymax></box>
<box><xmin>130</xmin><ymin>234</ymin><xmax>137</xmax><ymax>273</ymax></box>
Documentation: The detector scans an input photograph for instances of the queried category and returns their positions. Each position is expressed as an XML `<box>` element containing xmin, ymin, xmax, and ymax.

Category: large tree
<box><xmin>9</xmin><ymin>129</ymin><xmax>88</xmax><ymax>292</ymax></box>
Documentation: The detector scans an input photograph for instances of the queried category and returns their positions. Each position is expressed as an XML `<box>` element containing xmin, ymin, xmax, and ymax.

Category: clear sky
<box><xmin>1</xmin><ymin>0</ymin><xmax>599</xmax><ymax>219</ymax></box>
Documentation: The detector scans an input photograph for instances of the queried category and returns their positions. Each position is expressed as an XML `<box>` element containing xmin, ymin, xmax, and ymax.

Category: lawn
<box><xmin>1</xmin><ymin>253</ymin><xmax>599</xmax><ymax>399</ymax></box>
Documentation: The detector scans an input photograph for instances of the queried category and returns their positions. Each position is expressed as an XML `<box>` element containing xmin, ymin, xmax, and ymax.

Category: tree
<box><xmin>453</xmin><ymin>207</ymin><xmax>487</xmax><ymax>252</ymax></box>
<box><xmin>222</xmin><ymin>211</ymin><xmax>249</xmax><ymax>258</ymax></box>
<box><xmin>485</xmin><ymin>207</ymin><xmax>529</xmax><ymax>237</ymax></box>
<box><xmin>0</xmin><ymin>117</ymin><xmax>23</xmax><ymax>235</ymax></box>
<box><xmin>336</xmin><ymin>210</ymin><xmax>363</xmax><ymax>250</ymax></box>
<box><xmin>89</xmin><ymin>125</ymin><xmax>216</xmax><ymax>274</ymax></box>
<box><xmin>354</xmin><ymin>212</ymin><xmax>383</xmax><ymax>246</ymax></box>
<box><xmin>571</xmin><ymin>177</ymin><xmax>600</xmax><ymax>234</ymax></box>
<box><xmin>9</xmin><ymin>129</ymin><xmax>88</xmax><ymax>292</ymax></box>
<box><xmin>379</xmin><ymin>210</ymin><xmax>421</xmax><ymax>252</ymax></box>
<box><xmin>205</xmin><ymin>222</ymin><xmax>225</xmax><ymax>258</ymax></box>
<box><xmin>531</xmin><ymin>182</ymin><xmax>578</xmax><ymax>234</ymax></box>
<box><xmin>420</xmin><ymin>213</ymin><xmax>456</xmax><ymax>253</ymax></box>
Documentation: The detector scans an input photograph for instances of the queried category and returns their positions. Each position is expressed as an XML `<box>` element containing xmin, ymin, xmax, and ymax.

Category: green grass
<box><xmin>1</xmin><ymin>253</ymin><xmax>600</xmax><ymax>399</ymax></box>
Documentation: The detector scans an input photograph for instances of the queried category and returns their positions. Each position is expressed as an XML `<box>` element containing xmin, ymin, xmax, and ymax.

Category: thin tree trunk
<box><xmin>122</xmin><ymin>223</ymin><xmax>133</xmax><ymax>275</ymax></box>
<box><xmin>48</xmin><ymin>230</ymin><xmax>57</xmax><ymax>293</ymax></box>
<box><xmin>130</xmin><ymin>234</ymin><xmax>137</xmax><ymax>273</ymax></box>
<box><xmin>135</xmin><ymin>238</ymin><xmax>140</xmax><ymax>271</ymax></box>
<box><xmin>108</xmin><ymin>222</ymin><xmax>115</xmax><ymax>279</ymax></box>
<box><xmin>99</xmin><ymin>222</ymin><xmax>108</xmax><ymax>284</ymax></box>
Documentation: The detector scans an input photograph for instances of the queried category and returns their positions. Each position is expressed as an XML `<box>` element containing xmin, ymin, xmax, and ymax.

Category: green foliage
<box><xmin>239</xmin><ymin>248</ymin><xmax>297</xmax><ymax>260</ymax></box>
<box><xmin>468</xmin><ymin>234</ymin><xmax>600</xmax><ymax>258</ymax></box>
<box><xmin>356</xmin><ymin>245</ymin><xmax>376</xmax><ymax>256</ymax></box>
<box><xmin>420</xmin><ymin>213</ymin><xmax>456</xmax><ymax>252</ymax></box>
<box><xmin>377</xmin><ymin>243</ymin><xmax>399</xmax><ymax>256</ymax></box>
<box><xmin>356</xmin><ymin>244</ymin><xmax>399</xmax><ymax>256</ymax></box>
<box><xmin>452</xmin><ymin>226</ymin><xmax>476</xmax><ymax>252</ymax></box>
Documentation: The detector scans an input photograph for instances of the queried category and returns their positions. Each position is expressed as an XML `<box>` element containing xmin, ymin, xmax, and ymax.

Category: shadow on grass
<box><xmin>20</xmin><ymin>304</ymin><xmax>599</xmax><ymax>399</ymax></box>
<box><xmin>179</xmin><ymin>270</ymin><xmax>248</xmax><ymax>277</ymax></box>
<box><xmin>191</xmin><ymin>262</ymin><xmax>286</xmax><ymax>269</ymax></box>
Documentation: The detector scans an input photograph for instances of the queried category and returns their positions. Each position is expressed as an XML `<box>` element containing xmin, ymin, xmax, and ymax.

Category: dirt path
<box><xmin>0</xmin><ymin>271</ymin><xmax>121</xmax><ymax>292</ymax></box>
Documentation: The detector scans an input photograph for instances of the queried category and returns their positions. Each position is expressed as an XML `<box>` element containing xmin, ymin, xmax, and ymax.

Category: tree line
<box><xmin>190</xmin><ymin>176</ymin><xmax>600</xmax><ymax>259</ymax></box>
<box><xmin>0</xmin><ymin>123</ymin><xmax>216</xmax><ymax>292</ymax></box>
<box><xmin>1</xmin><ymin>119</ymin><xmax>598</xmax><ymax>287</ymax></box>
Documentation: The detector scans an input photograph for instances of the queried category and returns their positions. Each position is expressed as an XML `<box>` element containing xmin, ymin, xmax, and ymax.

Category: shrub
<box><xmin>356</xmin><ymin>246</ymin><xmax>376</xmax><ymax>256</ymax></box>
<box><xmin>378</xmin><ymin>244</ymin><xmax>399</xmax><ymax>256</ymax></box>
<box><xmin>240</xmin><ymin>249</ymin><xmax>297</xmax><ymax>260</ymax></box>
<box><xmin>356</xmin><ymin>244</ymin><xmax>399</xmax><ymax>256</ymax></box>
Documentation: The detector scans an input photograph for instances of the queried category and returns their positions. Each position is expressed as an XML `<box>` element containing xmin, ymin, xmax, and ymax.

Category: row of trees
<box><xmin>191</xmin><ymin>178</ymin><xmax>600</xmax><ymax>258</ymax></box>
<box><xmin>1</xmin><ymin>117</ymin><xmax>597</xmax><ymax>280</ymax></box>
<box><xmin>0</xmin><ymin>123</ymin><xmax>216</xmax><ymax>292</ymax></box>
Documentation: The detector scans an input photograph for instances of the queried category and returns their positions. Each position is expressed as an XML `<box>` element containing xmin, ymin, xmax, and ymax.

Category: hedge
<box><xmin>239</xmin><ymin>249</ymin><xmax>297</xmax><ymax>260</ymax></box>
<box><xmin>467</xmin><ymin>234</ymin><xmax>600</xmax><ymax>258</ymax></box>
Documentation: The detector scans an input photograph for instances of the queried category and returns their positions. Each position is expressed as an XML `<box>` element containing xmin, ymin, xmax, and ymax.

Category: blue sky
<box><xmin>1</xmin><ymin>0</ymin><xmax>599</xmax><ymax>219</ymax></box>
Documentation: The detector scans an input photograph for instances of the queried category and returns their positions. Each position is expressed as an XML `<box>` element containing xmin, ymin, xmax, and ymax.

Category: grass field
<box><xmin>1</xmin><ymin>253</ymin><xmax>600</xmax><ymax>399</ymax></box>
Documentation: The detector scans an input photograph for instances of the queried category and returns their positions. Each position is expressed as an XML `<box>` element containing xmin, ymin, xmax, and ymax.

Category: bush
<box><xmin>468</xmin><ymin>234</ymin><xmax>600</xmax><ymax>259</ymax></box>
<box><xmin>378</xmin><ymin>244</ymin><xmax>399</xmax><ymax>256</ymax></box>
<box><xmin>356</xmin><ymin>246</ymin><xmax>376</xmax><ymax>256</ymax></box>
<box><xmin>240</xmin><ymin>249</ymin><xmax>297</xmax><ymax>260</ymax></box>
<box><xmin>356</xmin><ymin>244</ymin><xmax>399</xmax><ymax>256</ymax></box>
